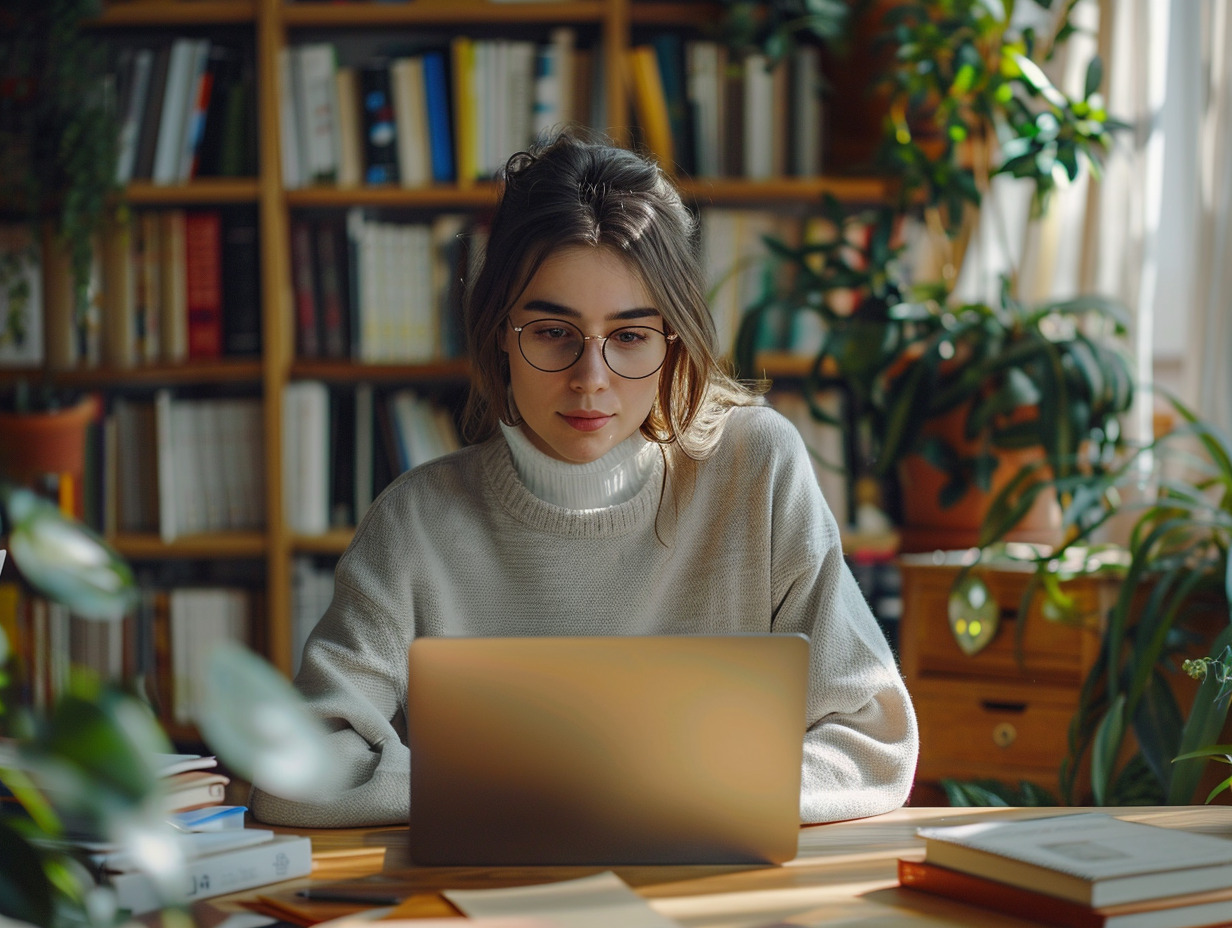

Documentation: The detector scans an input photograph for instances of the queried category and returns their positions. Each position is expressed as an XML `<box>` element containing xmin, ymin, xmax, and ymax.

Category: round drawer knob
<box><xmin>992</xmin><ymin>722</ymin><xmax>1017</xmax><ymax>748</ymax></box>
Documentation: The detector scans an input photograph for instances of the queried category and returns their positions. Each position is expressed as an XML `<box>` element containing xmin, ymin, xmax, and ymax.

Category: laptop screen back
<box><xmin>406</xmin><ymin>634</ymin><xmax>808</xmax><ymax>866</ymax></box>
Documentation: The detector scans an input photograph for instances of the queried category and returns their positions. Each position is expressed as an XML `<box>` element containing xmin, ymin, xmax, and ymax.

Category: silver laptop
<box><xmin>406</xmin><ymin>634</ymin><xmax>809</xmax><ymax>866</ymax></box>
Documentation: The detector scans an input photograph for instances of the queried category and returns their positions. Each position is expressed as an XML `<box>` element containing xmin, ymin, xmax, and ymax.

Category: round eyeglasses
<box><xmin>510</xmin><ymin>318</ymin><xmax>677</xmax><ymax>380</ymax></box>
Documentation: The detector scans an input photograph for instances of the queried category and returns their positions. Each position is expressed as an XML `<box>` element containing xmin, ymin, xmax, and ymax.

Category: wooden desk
<box><xmin>220</xmin><ymin>806</ymin><xmax>1232</xmax><ymax>927</ymax></box>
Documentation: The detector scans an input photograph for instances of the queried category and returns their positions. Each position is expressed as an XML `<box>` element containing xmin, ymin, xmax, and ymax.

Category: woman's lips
<box><xmin>561</xmin><ymin>412</ymin><xmax>613</xmax><ymax>432</ymax></box>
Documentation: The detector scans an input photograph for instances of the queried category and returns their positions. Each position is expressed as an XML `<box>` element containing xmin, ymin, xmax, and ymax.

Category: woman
<box><xmin>250</xmin><ymin>131</ymin><xmax>918</xmax><ymax>828</ymax></box>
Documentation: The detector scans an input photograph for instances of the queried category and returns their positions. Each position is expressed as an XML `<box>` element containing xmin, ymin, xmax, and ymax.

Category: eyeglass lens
<box><xmin>517</xmin><ymin>319</ymin><xmax>669</xmax><ymax>379</ymax></box>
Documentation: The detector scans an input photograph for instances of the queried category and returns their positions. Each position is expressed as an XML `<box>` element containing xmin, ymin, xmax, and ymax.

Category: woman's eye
<box><xmin>532</xmin><ymin>326</ymin><xmax>571</xmax><ymax>340</ymax></box>
<box><xmin>613</xmin><ymin>329</ymin><xmax>648</xmax><ymax>345</ymax></box>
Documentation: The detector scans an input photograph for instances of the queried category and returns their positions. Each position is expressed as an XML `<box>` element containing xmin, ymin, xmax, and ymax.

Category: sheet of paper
<box><xmin>444</xmin><ymin>871</ymin><xmax>681</xmax><ymax>928</ymax></box>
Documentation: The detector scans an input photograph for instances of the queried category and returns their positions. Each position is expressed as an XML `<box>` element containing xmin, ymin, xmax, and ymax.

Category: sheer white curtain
<box><xmin>919</xmin><ymin>2</ymin><xmax>1228</xmax><ymax>439</ymax></box>
<box><xmin>1185</xmin><ymin>1</ymin><xmax>1232</xmax><ymax>435</ymax></box>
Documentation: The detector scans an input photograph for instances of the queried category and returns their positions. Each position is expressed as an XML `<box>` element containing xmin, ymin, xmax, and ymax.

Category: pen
<box><xmin>295</xmin><ymin>889</ymin><xmax>404</xmax><ymax>905</ymax></box>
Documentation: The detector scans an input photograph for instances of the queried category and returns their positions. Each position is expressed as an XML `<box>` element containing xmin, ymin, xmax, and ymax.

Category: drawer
<box><xmin>913</xmin><ymin>679</ymin><xmax>1077</xmax><ymax>777</ymax></box>
<box><xmin>901</xmin><ymin>565</ymin><xmax>1105</xmax><ymax>683</ymax></box>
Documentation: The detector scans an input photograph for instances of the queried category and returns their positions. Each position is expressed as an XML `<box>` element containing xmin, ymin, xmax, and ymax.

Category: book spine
<box><xmin>359</xmin><ymin>62</ymin><xmax>399</xmax><ymax>185</ymax></box>
<box><xmin>897</xmin><ymin>859</ymin><xmax>1102</xmax><ymax>928</ymax></box>
<box><xmin>422</xmin><ymin>51</ymin><xmax>454</xmax><ymax>183</ymax></box>
<box><xmin>290</xmin><ymin>219</ymin><xmax>320</xmax><ymax>359</ymax></box>
<box><xmin>107</xmin><ymin>836</ymin><xmax>313</xmax><ymax>915</ymax></box>
<box><xmin>183</xmin><ymin>211</ymin><xmax>224</xmax><ymax>359</ymax></box>
<box><xmin>221</xmin><ymin>213</ymin><xmax>261</xmax><ymax>356</ymax></box>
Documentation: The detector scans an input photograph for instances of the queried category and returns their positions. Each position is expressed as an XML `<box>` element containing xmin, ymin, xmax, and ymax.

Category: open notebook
<box><xmin>406</xmin><ymin>634</ymin><xmax>809</xmax><ymax>866</ymax></box>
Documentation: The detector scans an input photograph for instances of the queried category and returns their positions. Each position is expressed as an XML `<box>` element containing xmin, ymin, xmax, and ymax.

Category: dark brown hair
<box><xmin>461</xmin><ymin>130</ymin><xmax>760</xmax><ymax>457</ymax></box>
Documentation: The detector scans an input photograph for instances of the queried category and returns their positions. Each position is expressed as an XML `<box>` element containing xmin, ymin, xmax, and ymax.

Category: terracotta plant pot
<box><xmin>896</xmin><ymin>402</ymin><xmax>1062</xmax><ymax>554</ymax></box>
<box><xmin>0</xmin><ymin>395</ymin><xmax>98</xmax><ymax>491</ymax></box>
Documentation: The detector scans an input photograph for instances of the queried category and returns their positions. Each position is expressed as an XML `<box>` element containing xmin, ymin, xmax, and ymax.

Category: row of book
<box><xmin>0</xmin><ymin>581</ymin><xmax>257</xmax><ymax>730</ymax></box>
<box><xmin>112</xmin><ymin>38</ymin><xmax>257</xmax><ymax>185</ymax></box>
<box><xmin>283</xmin><ymin>381</ymin><xmax>461</xmax><ymax>536</ymax></box>
<box><xmin>628</xmin><ymin>37</ymin><xmax>826</xmax><ymax>179</ymax></box>
<box><xmin>106</xmin><ymin>391</ymin><xmax>267</xmax><ymax>541</ymax></box>
<box><xmin>101</xmin><ymin>208</ymin><xmax>262</xmax><ymax>368</ymax></box>
<box><xmin>0</xmin><ymin>210</ymin><xmax>260</xmax><ymax>370</ymax></box>
<box><xmin>901</xmin><ymin>812</ymin><xmax>1232</xmax><ymax>928</ymax></box>
<box><xmin>281</xmin><ymin>29</ymin><xmax>597</xmax><ymax>189</ymax></box>
<box><xmin>89</xmin><ymin>754</ymin><xmax>311</xmax><ymax>913</ymax></box>
<box><xmin>291</xmin><ymin>209</ymin><xmax>477</xmax><ymax>364</ymax></box>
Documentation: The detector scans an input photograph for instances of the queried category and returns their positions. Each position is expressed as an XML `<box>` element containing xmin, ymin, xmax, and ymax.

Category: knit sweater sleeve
<box><xmin>249</xmin><ymin>518</ymin><xmax>414</xmax><ymax>827</ymax></box>
<box><xmin>756</xmin><ymin>413</ymin><xmax>919</xmax><ymax>823</ymax></box>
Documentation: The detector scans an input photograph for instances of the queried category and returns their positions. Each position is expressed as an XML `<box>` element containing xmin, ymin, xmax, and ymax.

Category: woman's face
<box><xmin>501</xmin><ymin>245</ymin><xmax>666</xmax><ymax>464</ymax></box>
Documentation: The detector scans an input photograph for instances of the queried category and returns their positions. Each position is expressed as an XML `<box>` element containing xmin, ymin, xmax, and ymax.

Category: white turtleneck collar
<box><xmin>499</xmin><ymin>422</ymin><xmax>660</xmax><ymax>510</ymax></box>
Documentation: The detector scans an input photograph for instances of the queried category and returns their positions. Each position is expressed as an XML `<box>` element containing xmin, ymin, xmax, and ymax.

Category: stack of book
<box><xmin>89</xmin><ymin>753</ymin><xmax>312</xmax><ymax>915</ymax></box>
<box><xmin>900</xmin><ymin>812</ymin><xmax>1232</xmax><ymax>928</ymax></box>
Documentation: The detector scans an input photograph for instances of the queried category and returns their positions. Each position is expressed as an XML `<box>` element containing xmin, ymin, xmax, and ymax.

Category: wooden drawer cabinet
<box><xmin>899</xmin><ymin>556</ymin><xmax>1114</xmax><ymax>799</ymax></box>
<box><xmin>912</xmin><ymin>679</ymin><xmax>1079</xmax><ymax>782</ymax></box>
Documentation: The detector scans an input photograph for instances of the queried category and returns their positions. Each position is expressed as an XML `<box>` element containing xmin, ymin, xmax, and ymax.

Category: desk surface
<box><xmin>230</xmin><ymin>806</ymin><xmax>1232</xmax><ymax>927</ymax></box>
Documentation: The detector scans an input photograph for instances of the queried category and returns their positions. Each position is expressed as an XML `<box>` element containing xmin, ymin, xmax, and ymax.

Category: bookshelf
<box><xmin>3</xmin><ymin>0</ymin><xmax>894</xmax><ymax>736</ymax></box>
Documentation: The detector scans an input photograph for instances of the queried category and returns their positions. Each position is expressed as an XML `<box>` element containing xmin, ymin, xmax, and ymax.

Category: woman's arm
<box><xmin>249</xmin><ymin>570</ymin><xmax>412</xmax><ymax>827</ymax></box>
<box><xmin>764</xmin><ymin>418</ymin><xmax>919</xmax><ymax>822</ymax></box>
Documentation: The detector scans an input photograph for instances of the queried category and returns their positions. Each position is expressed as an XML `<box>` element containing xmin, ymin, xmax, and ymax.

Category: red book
<box><xmin>184</xmin><ymin>210</ymin><xmax>223</xmax><ymax>359</ymax></box>
<box><xmin>897</xmin><ymin>858</ymin><xmax>1232</xmax><ymax>928</ymax></box>
<box><xmin>290</xmin><ymin>219</ymin><xmax>320</xmax><ymax>359</ymax></box>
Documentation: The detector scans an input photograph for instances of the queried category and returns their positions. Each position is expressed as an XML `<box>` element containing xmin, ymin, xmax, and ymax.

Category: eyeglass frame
<box><xmin>508</xmin><ymin>317</ymin><xmax>678</xmax><ymax>380</ymax></box>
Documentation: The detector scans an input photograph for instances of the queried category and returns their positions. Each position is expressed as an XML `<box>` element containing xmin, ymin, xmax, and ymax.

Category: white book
<box><xmin>107</xmin><ymin>834</ymin><xmax>313</xmax><ymax>914</ymax></box>
<box><xmin>152</xmin><ymin>38</ymin><xmax>198</xmax><ymax>185</ymax></box>
<box><xmin>405</xmin><ymin>223</ymin><xmax>434</xmax><ymax>362</ymax></box>
<box><xmin>93</xmin><ymin>827</ymin><xmax>275</xmax><ymax>873</ymax></box>
<box><xmin>918</xmin><ymin>813</ymin><xmax>1232</xmax><ymax>908</ymax></box>
<box><xmin>284</xmin><ymin>381</ymin><xmax>330</xmax><ymax>534</ymax></box>
<box><xmin>173</xmin><ymin>400</ymin><xmax>205</xmax><ymax>535</ymax></box>
<box><xmin>686</xmin><ymin>41</ymin><xmax>721</xmax><ymax>177</ymax></box>
<box><xmin>506</xmin><ymin>41</ymin><xmax>537</xmax><ymax>154</ymax></box>
<box><xmin>349</xmin><ymin>209</ymin><xmax>380</xmax><ymax>362</ymax></box>
<box><xmin>742</xmin><ymin>54</ymin><xmax>775</xmax><ymax>179</ymax></box>
<box><xmin>155</xmin><ymin>753</ymin><xmax>218</xmax><ymax>777</ymax></box>
<box><xmin>391</xmin><ymin>56</ymin><xmax>430</xmax><ymax>187</ymax></box>
<box><xmin>115</xmin><ymin>48</ymin><xmax>154</xmax><ymax>184</ymax></box>
<box><xmin>791</xmin><ymin>46</ymin><xmax>823</xmax><ymax>176</ymax></box>
<box><xmin>196</xmin><ymin>399</ymin><xmax>227</xmax><ymax>532</ymax></box>
<box><xmin>296</xmin><ymin>42</ymin><xmax>339</xmax><ymax>183</ymax></box>
<box><xmin>240</xmin><ymin>398</ymin><xmax>266</xmax><ymax>530</ymax></box>
<box><xmin>277</xmin><ymin>47</ymin><xmax>302</xmax><ymax>188</ymax></box>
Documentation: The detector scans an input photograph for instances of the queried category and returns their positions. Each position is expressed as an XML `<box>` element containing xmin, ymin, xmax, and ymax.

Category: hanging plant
<box><xmin>0</xmin><ymin>0</ymin><xmax>119</xmax><ymax>321</ymax></box>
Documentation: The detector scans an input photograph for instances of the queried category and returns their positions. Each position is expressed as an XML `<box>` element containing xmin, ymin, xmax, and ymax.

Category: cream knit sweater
<box><xmin>250</xmin><ymin>405</ymin><xmax>918</xmax><ymax>827</ymax></box>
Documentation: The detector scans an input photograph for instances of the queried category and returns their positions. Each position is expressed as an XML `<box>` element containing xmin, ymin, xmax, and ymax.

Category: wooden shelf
<box><xmin>293</xmin><ymin>530</ymin><xmax>353</xmax><ymax>554</ymax></box>
<box><xmin>93</xmin><ymin>1</ymin><xmax>256</xmax><ymax>26</ymax></box>
<box><xmin>631</xmin><ymin>1</ymin><xmax>719</xmax><ymax>26</ymax></box>
<box><xmin>125</xmin><ymin>179</ymin><xmax>261</xmax><ymax>205</ymax></box>
<box><xmin>285</xmin><ymin>184</ymin><xmax>500</xmax><ymax>209</ymax></box>
<box><xmin>283</xmin><ymin>177</ymin><xmax>891</xmax><ymax>210</ymax></box>
<box><xmin>678</xmin><ymin>175</ymin><xmax>895</xmax><ymax>206</ymax></box>
<box><xmin>291</xmin><ymin>358</ymin><xmax>471</xmax><ymax>383</ymax></box>
<box><xmin>111</xmin><ymin>532</ymin><xmax>267</xmax><ymax>559</ymax></box>
<box><xmin>281</xmin><ymin>1</ymin><xmax>606</xmax><ymax>27</ymax></box>
<box><xmin>43</xmin><ymin>360</ymin><xmax>264</xmax><ymax>389</ymax></box>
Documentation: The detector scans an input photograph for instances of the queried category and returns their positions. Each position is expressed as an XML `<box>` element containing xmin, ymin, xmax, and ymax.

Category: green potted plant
<box><xmin>734</xmin><ymin>0</ymin><xmax>1133</xmax><ymax>551</ymax></box>
<box><xmin>0</xmin><ymin>482</ymin><xmax>340</xmax><ymax>925</ymax></box>
<box><xmin>0</xmin><ymin>0</ymin><xmax>119</xmax><ymax>330</ymax></box>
